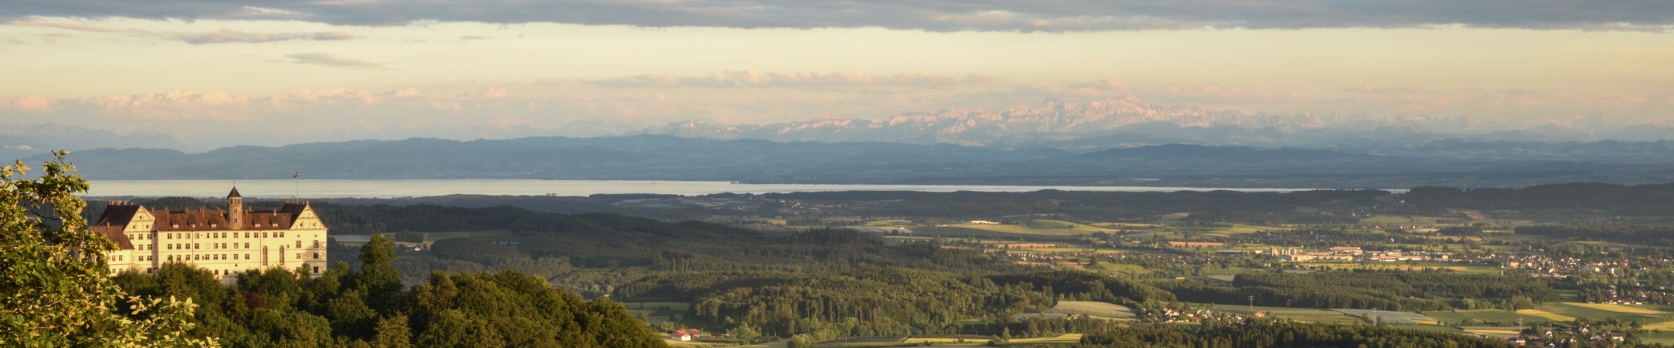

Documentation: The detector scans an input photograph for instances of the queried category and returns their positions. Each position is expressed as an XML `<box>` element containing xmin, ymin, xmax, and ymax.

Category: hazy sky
<box><xmin>2</xmin><ymin>1</ymin><xmax>1672</xmax><ymax>147</ymax></box>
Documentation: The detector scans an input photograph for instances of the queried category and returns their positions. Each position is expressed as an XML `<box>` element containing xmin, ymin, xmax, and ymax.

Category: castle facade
<box><xmin>93</xmin><ymin>188</ymin><xmax>329</xmax><ymax>284</ymax></box>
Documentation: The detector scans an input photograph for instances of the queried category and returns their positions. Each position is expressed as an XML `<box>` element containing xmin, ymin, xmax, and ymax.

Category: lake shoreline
<box><xmin>83</xmin><ymin>179</ymin><xmax>1375</xmax><ymax>199</ymax></box>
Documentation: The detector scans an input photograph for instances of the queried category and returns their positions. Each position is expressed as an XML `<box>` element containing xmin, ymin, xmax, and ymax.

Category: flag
<box><xmin>294</xmin><ymin>172</ymin><xmax>299</xmax><ymax>178</ymax></box>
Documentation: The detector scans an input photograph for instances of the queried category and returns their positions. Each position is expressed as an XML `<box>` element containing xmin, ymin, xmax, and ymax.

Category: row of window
<box><xmin>128</xmin><ymin>231</ymin><xmax>293</xmax><ymax>241</ymax></box>
<box><xmin>167</xmin><ymin>231</ymin><xmax>285</xmax><ymax>239</ymax></box>
<box><xmin>157</xmin><ymin>241</ymin><xmax>320</xmax><ymax>250</ymax></box>
<box><xmin>127</xmin><ymin>265</ymin><xmax>323</xmax><ymax>275</ymax></box>
<box><xmin>159</xmin><ymin>252</ymin><xmax>323</xmax><ymax>261</ymax></box>
<box><xmin>114</xmin><ymin>252</ymin><xmax>323</xmax><ymax>263</ymax></box>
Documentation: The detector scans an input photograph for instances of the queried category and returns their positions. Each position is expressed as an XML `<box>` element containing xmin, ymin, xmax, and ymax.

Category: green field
<box><xmin>1421</xmin><ymin>310</ymin><xmax>1554</xmax><ymax>325</ymax></box>
<box><xmin>415</xmin><ymin>230</ymin><xmax>519</xmax><ymax>242</ymax></box>
<box><xmin>1269</xmin><ymin>312</ymin><xmax>1362</xmax><ymax>324</ymax></box>
<box><xmin>1536</xmin><ymin>302</ymin><xmax>1674</xmax><ymax>321</ymax></box>
<box><xmin>1185</xmin><ymin>302</ymin><xmax>1333</xmax><ymax>313</ymax></box>
<box><xmin>623</xmin><ymin>302</ymin><xmax>690</xmax><ymax>324</ymax></box>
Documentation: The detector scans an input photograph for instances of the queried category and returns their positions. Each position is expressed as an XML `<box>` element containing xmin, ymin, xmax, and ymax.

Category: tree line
<box><xmin>111</xmin><ymin>236</ymin><xmax>665</xmax><ymax>348</ymax></box>
<box><xmin>1152</xmin><ymin>270</ymin><xmax>1558</xmax><ymax>311</ymax></box>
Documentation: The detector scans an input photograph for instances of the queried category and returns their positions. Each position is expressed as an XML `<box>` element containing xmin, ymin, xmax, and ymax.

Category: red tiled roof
<box><xmin>92</xmin><ymin>224</ymin><xmax>134</xmax><ymax>250</ymax></box>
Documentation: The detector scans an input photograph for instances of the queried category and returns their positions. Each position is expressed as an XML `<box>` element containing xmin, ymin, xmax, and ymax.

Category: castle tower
<box><xmin>227</xmin><ymin>187</ymin><xmax>244</xmax><ymax>230</ymax></box>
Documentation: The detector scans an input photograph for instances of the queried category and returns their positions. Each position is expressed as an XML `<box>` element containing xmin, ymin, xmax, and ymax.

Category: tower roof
<box><xmin>228</xmin><ymin>187</ymin><xmax>241</xmax><ymax>198</ymax></box>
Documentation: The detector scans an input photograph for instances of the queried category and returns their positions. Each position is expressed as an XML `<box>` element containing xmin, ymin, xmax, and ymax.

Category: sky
<box><xmin>2</xmin><ymin>1</ymin><xmax>1672</xmax><ymax>149</ymax></box>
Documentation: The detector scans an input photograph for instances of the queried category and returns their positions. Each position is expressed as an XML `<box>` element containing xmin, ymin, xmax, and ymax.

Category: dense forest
<box><xmin>754</xmin><ymin>189</ymin><xmax>1386</xmax><ymax>223</ymax></box>
<box><xmin>1074</xmin><ymin>321</ymin><xmax>1518</xmax><ymax>348</ymax></box>
<box><xmin>613</xmin><ymin>269</ymin><xmax>1173</xmax><ymax>340</ymax></box>
<box><xmin>110</xmin><ymin>236</ymin><xmax>664</xmax><ymax>348</ymax></box>
<box><xmin>1401</xmin><ymin>182</ymin><xmax>1674</xmax><ymax>216</ymax></box>
<box><xmin>1516</xmin><ymin>225</ymin><xmax>1674</xmax><ymax>245</ymax></box>
<box><xmin>1154</xmin><ymin>271</ymin><xmax>1558</xmax><ymax>311</ymax></box>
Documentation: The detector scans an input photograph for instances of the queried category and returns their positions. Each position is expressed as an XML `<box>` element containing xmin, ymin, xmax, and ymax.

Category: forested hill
<box><xmin>112</xmin><ymin>237</ymin><xmax>666</xmax><ymax>347</ymax></box>
<box><xmin>1400</xmin><ymin>182</ymin><xmax>1674</xmax><ymax>215</ymax></box>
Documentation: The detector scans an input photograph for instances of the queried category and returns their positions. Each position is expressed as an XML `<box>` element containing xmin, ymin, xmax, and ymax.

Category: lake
<box><xmin>84</xmin><ymin>179</ymin><xmax>1319</xmax><ymax>198</ymax></box>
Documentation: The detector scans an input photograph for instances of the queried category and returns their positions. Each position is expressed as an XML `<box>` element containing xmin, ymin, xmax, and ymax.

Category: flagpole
<box><xmin>294</xmin><ymin>171</ymin><xmax>299</xmax><ymax>200</ymax></box>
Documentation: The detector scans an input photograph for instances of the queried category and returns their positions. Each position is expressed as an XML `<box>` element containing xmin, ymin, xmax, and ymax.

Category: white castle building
<box><xmin>93</xmin><ymin>188</ymin><xmax>329</xmax><ymax>284</ymax></box>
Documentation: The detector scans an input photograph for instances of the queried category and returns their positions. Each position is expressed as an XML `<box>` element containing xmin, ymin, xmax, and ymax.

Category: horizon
<box><xmin>4</xmin><ymin>1</ymin><xmax>1673</xmax><ymax>150</ymax></box>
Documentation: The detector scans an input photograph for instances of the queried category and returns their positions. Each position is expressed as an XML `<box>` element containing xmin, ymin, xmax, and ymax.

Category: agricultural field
<box><xmin>405</xmin><ymin>230</ymin><xmax>520</xmax><ymax>243</ymax></box>
<box><xmin>930</xmin><ymin>220</ymin><xmax>1118</xmax><ymax>236</ymax></box>
<box><xmin>1515</xmin><ymin>309</ymin><xmax>1577</xmax><ymax>322</ymax></box>
<box><xmin>1185</xmin><ymin>303</ymin><xmax>1333</xmax><ymax>313</ymax></box>
<box><xmin>1269</xmin><ymin>312</ymin><xmax>1364</xmax><ymax>324</ymax></box>
<box><xmin>622</xmin><ymin>302</ymin><xmax>690</xmax><ymax>324</ymax></box>
<box><xmin>1332</xmin><ymin>309</ymin><xmax>1433</xmax><ymax>324</ymax></box>
<box><xmin>1421</xmin><ymin>310</ymin><xmax>1554</xmax><ymax>325</ymax></box>
<box><xmin>1536</xmin><ymin>302</ymin><xmax>1674</xmax><ymax>322</ymax></box>
<box><xmin>1044</xmin><ymin>301</ymin><xmax>1136</xmax><ymax>318</ymax></box>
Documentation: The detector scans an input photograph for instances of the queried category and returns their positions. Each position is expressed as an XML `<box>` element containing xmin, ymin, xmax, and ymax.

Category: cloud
<box><xmin>272</xmin><ymin>52</ymin><xmax>390</xmax><ymax>70</ymax></box>
<box><xmin>164</xmin><ymin>29</ymin><xmax>355</xmax><ymax>44</ymax></box>
<box><xmin>0</xmin><ymin>95</ymin><xmax>54</xmax><ymax>113</ymax></box>
<box><xmin>5</xmin><ymin>1</ymin><xmax>1673</xmax><ymax>31</ymax></box>
<box><xmin>580</xmin><ymin>70</ymin><xmax>991</xmax><ymax>90</ymax></box>
<box><xmin>1343</xmin><ymin>85</ymin><xmax>1435</xmax><ymax>94</ymax></box>
<box><xmin>6</xmin><ymin>20</ymin><xmax>358</xmax><ymax>44</ymax></box>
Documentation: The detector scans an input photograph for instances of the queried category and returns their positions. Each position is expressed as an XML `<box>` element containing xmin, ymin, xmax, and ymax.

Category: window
<box><xmin>244</xmin><ymin>243</ymin><xmax>250</xmax><ymax>248</ymax></box>
<box><xmin>295</xmin><ymin>241</ymin><xmax>301</xmax><ymax>248</ymax></box>
<box><xmin>313</xmin><ymin>253</ymin><xmax>320</xmax><ymax>259</ymax></box>
<box><xmin>296</xmin><ymin>253</ymin><xmax>302</xmax><ymax>259</ymax></box>
<box><xmin>244</xmin><ymin>254</ymin><xmax>250</xmax><ymax>260</ymax></box>
<box><xmin>262</xmin><ymin>232</ymin><xmax>268</xmax><ymax>238</ymax></box>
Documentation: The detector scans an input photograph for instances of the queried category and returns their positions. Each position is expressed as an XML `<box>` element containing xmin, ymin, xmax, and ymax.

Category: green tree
<box><xmin>371</xmin><ymin>315</ymin><xmax>413</xmax><ymax>348</ymax></box>
<box><xmin>0</xmin><ymin>151</ymin><xmax>212</xmax><ymax>347</ymax></box>
<box><xmin>734</xmin><ymin>323</ymin><xmax>760</xmax><ymax>340</ymax></box>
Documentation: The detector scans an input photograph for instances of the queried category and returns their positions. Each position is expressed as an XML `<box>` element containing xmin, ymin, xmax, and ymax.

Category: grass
<box><xmin>1538</xmin><ymin>303</ymin><xmax>1667</xmax><ymax>321</ymax></box>
<box><xmin>1185</xmin><ymin>302</ymin><xmax>1331</xmax><ymax>313</ymax></box>
<box><xmin>418</xmin><ymin>230</ymin><xmax>517</xmax><ymax>242</ymax></box>
<box><xmin>1516</xmin><ymin>309</ymin><xmax>1577</xmax><ymax>322</ymax></box>
<box><xmin>1640</xmin><ymin>331</ymin><xmax>1674</xmax><ymax>346</ymax></box>
<box><xmin>1047</xmin><ymin>301</ymin><xmax>1134</xmax><ymax>318</ymax></box>
<box><xmin>957</xmin><ymin>221</ymin><xmax>1117</xmax><ymax>236</ymax></box>
<box><xmin>914</xmin><ymin>227</ymin><xmax>1037</xmax><ymax>237</ymax></box>
<box><xmin>1563</xmin><ymin>302</ymin><xmax>1670</xmax><ymax>315</ymax></box>
<box><xmin>1642</xmin><ymin>321</ymin><xmax>1674</xmax><ymax>331</ymax></box>
<box><xmin>1270</xmin><ymin>313</ymin><xmax>1361</xmax><ymax>324</ymax></box>
<box><xmin>624</xmin><ymin>302</ymin><xmax>690</xmax><ymax>324</ymax></box>
<box><xmin>1421</xmin><ymin>310</ymin><xmax>1553</xmax><ymax>325</ymax></box>
<box><xmin>1006</xmin><ymin>334</ymin><xmax>1082</xmax><ymax>344</ymax></box>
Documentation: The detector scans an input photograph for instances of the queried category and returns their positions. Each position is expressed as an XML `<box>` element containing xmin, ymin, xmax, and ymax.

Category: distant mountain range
<box><xmin>10</xmin><ymin>97</ymin><xmax>1674</xmax><ymax>189</ymax></box>
<box><xmin>640</xmin><ymin>97</ymin><xmax>1674</xmax><ymax>149</ymax></box>
<box><xmin>0</xmin><ymin>123</ymin><xmax>185</xmax><ymax>162</ymax></box>
<box><xmin>35</xmin><ymin>135</ymin><xmax>1674</xmax><ymax>189</ymax></box>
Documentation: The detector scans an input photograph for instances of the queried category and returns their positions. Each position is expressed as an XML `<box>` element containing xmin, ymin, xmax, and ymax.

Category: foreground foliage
<box><xmin>113</xmin><ymin>235</ymin><xmax>665</xmax><ymax>348</ymax></box>
<box><xmin>0</xmin><ymin>152</ymin><xmax>209</xmax><ymax>347</ymax></box>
